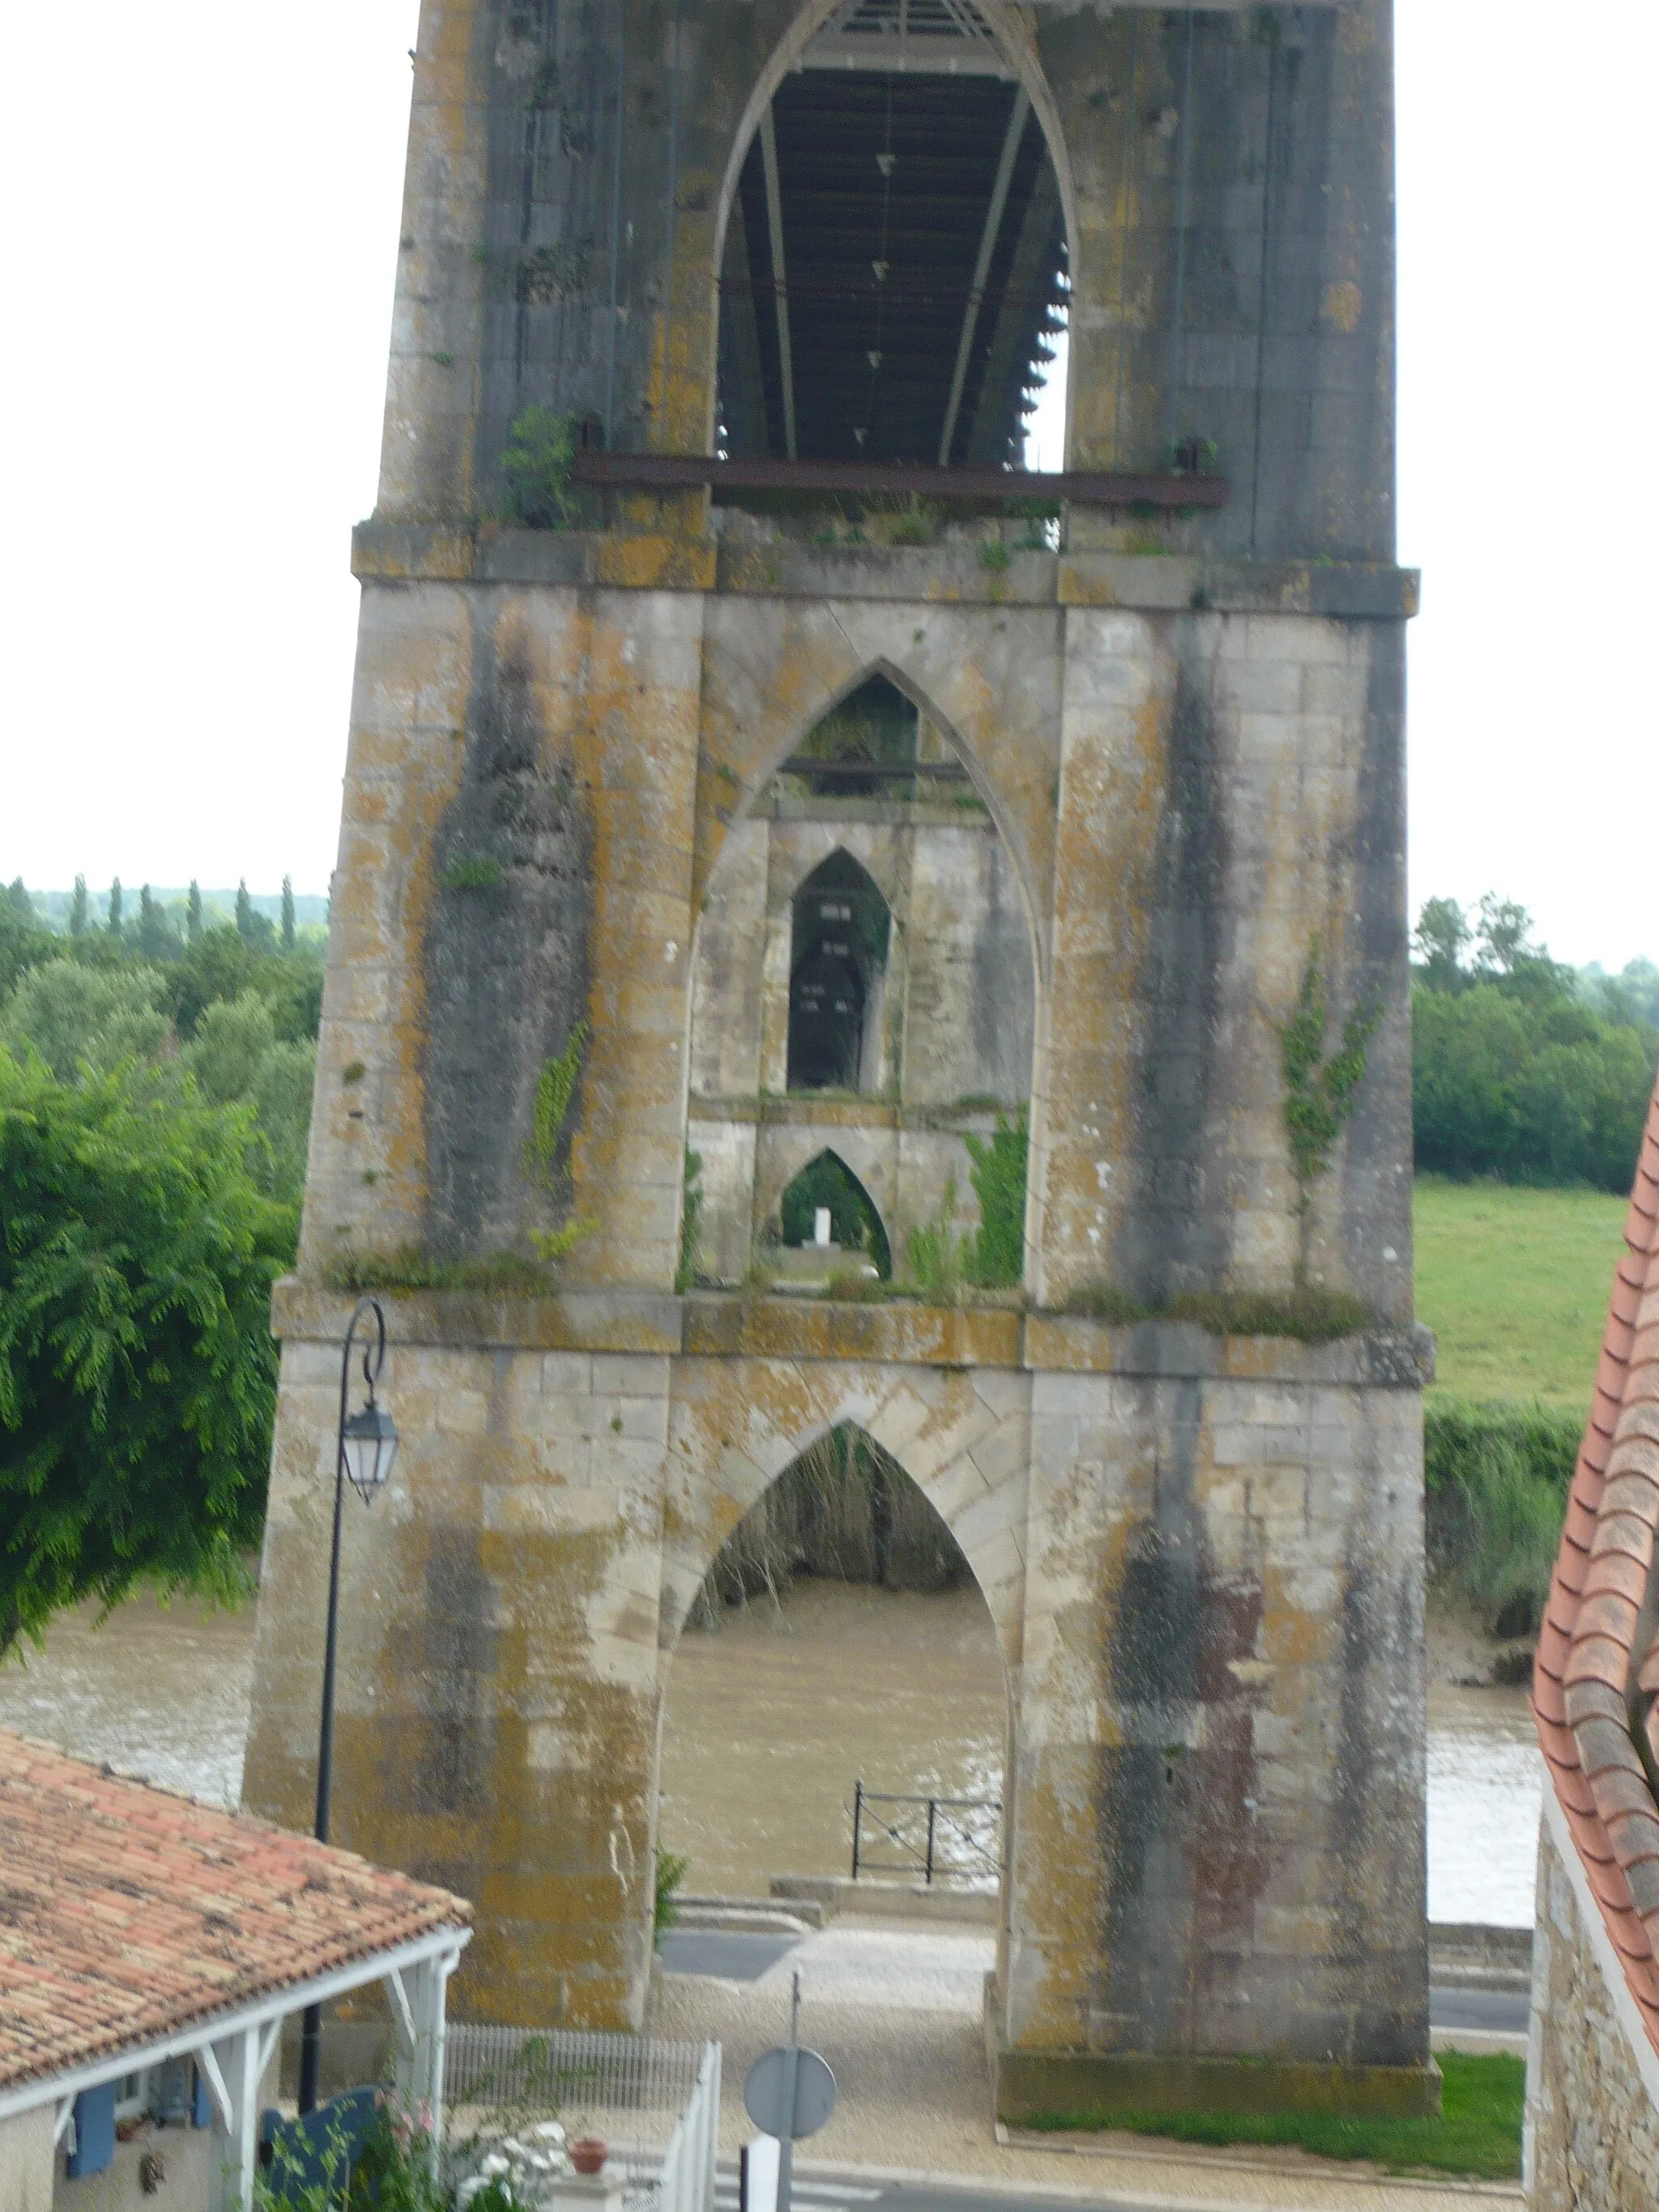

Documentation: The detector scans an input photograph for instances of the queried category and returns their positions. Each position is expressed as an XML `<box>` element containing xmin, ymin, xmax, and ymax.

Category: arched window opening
<box><xmin>787</xmin><ymin>851</ymin><xmax>891</xmax><ymax>1093</ymax></box>
<box><xmin>776</xmin><ymin>1150</ymin><xmax>893</xmax><ymax>1280</ymax></box>
<box><xmin>718</xmin><ymin>5</ymin><xmax>1068</xmax><ymax>468</ymax></box>
<box><xmin>659</xmin><ymin>1422</ymin><xmax>1005</xmax><ymax>1911</ymax></box>
<box><xmin>694</xmin><ymin>1425</ymin><xmax>967</xmax><ymax>1617</ymax></box>
<box><xmin>783</xmin><ymin>672</ymin><xmax>919</xmax><ymax>801</ymax></box>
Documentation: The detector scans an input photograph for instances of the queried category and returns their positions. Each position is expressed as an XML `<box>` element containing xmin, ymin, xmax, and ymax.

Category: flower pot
<box><xmin>569</xmin><ymin>2137</ymin><xmax>608</xmax><ymax>2176</ymax></box>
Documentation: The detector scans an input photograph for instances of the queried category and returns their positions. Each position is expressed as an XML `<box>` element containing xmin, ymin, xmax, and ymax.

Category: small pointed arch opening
<box><xmin>788</xmin><ymin>851</ymin><xmax>892</xmax><ymax>1094</ymax></box>
<box><xmin>778</xmin><ymin>1149</ymin><xmax>892</xmax><ymax>1278</ymax></box>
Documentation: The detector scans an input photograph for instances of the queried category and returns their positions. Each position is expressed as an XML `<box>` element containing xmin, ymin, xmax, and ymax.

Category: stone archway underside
<box><xmin>662</xmin><ymin>1353</ymin><xmax>1029</xmax><ymax>1664</ymax></box>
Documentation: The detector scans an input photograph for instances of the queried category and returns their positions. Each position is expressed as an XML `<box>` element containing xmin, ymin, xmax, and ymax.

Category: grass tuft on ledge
<box><xmin>322</xmin><ymin>1245</ymin><xmax>557</xmax><ymax>1296</ymax></box>
<box><xmin>1061</xmin><ymin>1281</ymin><xmax>1374</xmax><ymax>1342</ymax></box>
<box><xmin>1021</xmin><ymin>2052</ymin><xmax>1521</xmax><ymax>2181</ymax></box>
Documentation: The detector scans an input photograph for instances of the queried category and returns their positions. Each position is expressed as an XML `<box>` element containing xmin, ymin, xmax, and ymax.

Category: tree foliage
<box><xmin>0</xmin><ymin>1051</ymin><xmax>292</xmax><ymax>1656</ymax></box>
<box><xmin>1412</xmin><ymin>897</ymin><xmax>1657</xmax><ymax>1191</ymax></box>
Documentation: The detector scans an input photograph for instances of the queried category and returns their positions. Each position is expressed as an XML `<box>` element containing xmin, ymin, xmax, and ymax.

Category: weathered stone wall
<box><xmin>247</xmin><ymin>1285</ymin><xmax>1430</xmax><ymax>2105</ymax></box>
<box><xmin>386</xmin><ymin>1</ymin><xmax>1396</xmax><ymax>557</ymax></box>
<box><xmin>1526</xmin><ymin>1804</ymin><xmax>1659</xmax><ymax>2208</ymax></box>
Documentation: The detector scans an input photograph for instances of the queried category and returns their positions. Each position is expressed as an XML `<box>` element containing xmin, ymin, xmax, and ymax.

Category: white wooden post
<box><xmin>384</xmin><ymin>1948</ymin><xmax>458</xmax><ymax>2165</ymax></box>
<box><xmin>202</xmin><ymin>2021</ymin><xmax>275</xmax><ymax>2211</ymax></box>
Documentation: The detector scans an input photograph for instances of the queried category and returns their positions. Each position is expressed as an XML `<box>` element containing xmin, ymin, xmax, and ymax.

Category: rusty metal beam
<box><xmin>571</xmin><ymin>451</ymin><xmax>1229</xmax><ymax>508</ymax></box>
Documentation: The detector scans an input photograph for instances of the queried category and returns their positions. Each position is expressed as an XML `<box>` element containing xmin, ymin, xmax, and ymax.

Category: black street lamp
<box><xmin>297</xmin><ymin>1297</ymin><xmax>399</xmax><ymax>2115</ymax></box>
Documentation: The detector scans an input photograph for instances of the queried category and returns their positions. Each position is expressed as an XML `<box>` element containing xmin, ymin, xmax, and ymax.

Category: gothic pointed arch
<box><xmin>711</xmin><ymin>0</ymin><xmax>1073</xmax><ymax>470</ymax></box>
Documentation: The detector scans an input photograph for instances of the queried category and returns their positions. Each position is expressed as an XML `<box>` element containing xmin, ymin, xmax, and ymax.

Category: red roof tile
<box><xmin>1534</xmin><ymin>1070</ymin><xmax>1659</xmax><ymax>2063</ymax></box>
<box><xmin>0</xmin><ymin>1730</ymin><xmax>469</xmax><ymax>2095</ymax></box>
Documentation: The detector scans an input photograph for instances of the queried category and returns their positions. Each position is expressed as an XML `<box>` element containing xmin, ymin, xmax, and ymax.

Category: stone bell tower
<box><xmin>245</xmin><ymin>0</ymin><xmax>1435</xmax><ymax>2120</ymax></box>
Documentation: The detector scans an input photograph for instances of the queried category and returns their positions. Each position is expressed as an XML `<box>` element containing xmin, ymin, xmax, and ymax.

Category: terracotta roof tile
<box><xmin>1535</xmin><ymin>1070</ymin><xmax>1659</xmax><ymax>2065</ymax></box>
<box><xmin>0</xmin><ymin>1730</ymin><xmax>470</xmax><ymax>2095</ymax></box>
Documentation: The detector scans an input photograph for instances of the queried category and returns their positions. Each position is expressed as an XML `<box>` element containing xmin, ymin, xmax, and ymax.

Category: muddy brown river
<box><xmin>0</xmin><ymin>1579</ymin><xmax>1539</xmax><ymax>1924</ymax></box>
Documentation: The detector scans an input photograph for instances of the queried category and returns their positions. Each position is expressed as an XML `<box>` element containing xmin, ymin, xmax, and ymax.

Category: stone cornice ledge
<box><xmin>351</xmin><ymin>522</ymin><xmax>1419</xmax><ymax>620</ymax></box>
<box><xmin>271</xmin><ymin>1279</ymin><xmax>1429</xmax><ymax>1382</ymax></box>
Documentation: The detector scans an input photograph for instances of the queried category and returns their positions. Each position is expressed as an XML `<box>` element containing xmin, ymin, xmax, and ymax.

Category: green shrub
<box><xmin>963</xmin><ymin>1110</ymin><xmax>1026</xmax><ymax>1286</ymax></box>
<box><xmin>655</xmin><ymin>1848</ymin><xmax>689</xmax><ymax>1940</ymax></box>
<box><xmin>501</xmin><ymin>406</ymin><xmax>578</xmax><ymax>528</ymax></box>
<box><xmin>1424</xmin><ymin>1396</ymin><xmax>1579</xmax><ymax>1629</ymax></box>
<box><xmin>908</xmin><ymin>1179</ymin><xmax>965</xmax><ymax>1303</ymax></box>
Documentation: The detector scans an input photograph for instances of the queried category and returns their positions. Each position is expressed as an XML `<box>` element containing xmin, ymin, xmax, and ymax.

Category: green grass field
<box><xmin>1030</xmin><ymin>2052</ymin><xmax>1523</xmax><ymax>2180</ymax></box>
<box><xmin>1414</xmin><ymin>1176</ymin><xmax>1629</xmax><ymax>1409</ymax></box>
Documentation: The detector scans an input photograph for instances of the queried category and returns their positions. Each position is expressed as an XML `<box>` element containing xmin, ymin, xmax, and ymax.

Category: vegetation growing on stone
<box><xmin>676</xmin><ymin>1148</ymin><xmax>703</xmax><ymax>1294</ymax></box>
<box><xmin>1062</xmin><ymin>1280</ymin><xmax>1373</xmax><ymax>1341</ymax></box>
<box><xmin>500</xmin><ymin>404</ymin><xmax>578</xmax><ymax>528</ymax></box>
<box><xmin>1278</xmin><ymin>942</ymin><xmax>1380</xmax><ymax>1194</ymax></box>
<box><xmin>441</xmin><ymin>853</ymin><xmax>506</xmax><ymax>891</ymax></box>
<box><xmin>963</xmin><ymin>1109</ymin><xmax>1027</xmax><ymax>1287</ymax></box>
<box><xmin>323</xmin><ymin>1245</ymin><xmax>558</xmax><ymax>1296</ymax></box>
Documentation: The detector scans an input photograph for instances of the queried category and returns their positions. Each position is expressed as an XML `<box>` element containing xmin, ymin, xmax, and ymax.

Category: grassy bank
<box><xmin>1413</xmin><ymin>1178</ymin><xmax>1627</xmax><ymax>1638</ymax></box>
<box><xmin>1027</xmin><ymin>2052</ymin><xmax>1522</xmax><ymax>2180</ymax></box>
<box><xmin>1414</xmin><ymin>1176</ymin><xmax>1627</xmax><ymax>1407</ymax></box>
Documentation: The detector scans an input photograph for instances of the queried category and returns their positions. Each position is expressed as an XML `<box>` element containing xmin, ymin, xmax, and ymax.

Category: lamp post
<box><xmin>296</xmin><ymin>1296</ymin><xmax>399</xmax><ymax>2116</ymax></box>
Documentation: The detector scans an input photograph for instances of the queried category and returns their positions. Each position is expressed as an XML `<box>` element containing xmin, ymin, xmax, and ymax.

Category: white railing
<box><xmin>655</xmin><ymin>2041</ymin><xmax>722</xmax><ymax>2212</ymax></box>
<box><xmin>445</xmin><ymin>2026</ymin><xmax>719</xmax><ymax>2212</ymax></box>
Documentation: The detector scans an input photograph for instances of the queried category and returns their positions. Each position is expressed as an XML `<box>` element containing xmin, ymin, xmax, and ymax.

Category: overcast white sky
<box><xmin>2</xmin><ymin>2</ymin><xmax>1653</xmax><ymax>969</ymax></box>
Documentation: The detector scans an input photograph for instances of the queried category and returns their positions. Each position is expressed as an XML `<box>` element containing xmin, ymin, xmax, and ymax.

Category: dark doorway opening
<box><xmin>787</xmin><ymin>850</ymin><xmax>891</xmax><ymax>1093</ymax></box>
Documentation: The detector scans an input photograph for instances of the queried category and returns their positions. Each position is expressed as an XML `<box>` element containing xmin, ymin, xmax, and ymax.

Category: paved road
<box><xmin>716</xmin><ymin>2159</ymin><xmax>1170</xmax><ymax>2212</ymax></box>
<box><xmin>659</xmin><ymin>1929</ymin><xmax>1531</xmax><ymax>2038</ymax></box>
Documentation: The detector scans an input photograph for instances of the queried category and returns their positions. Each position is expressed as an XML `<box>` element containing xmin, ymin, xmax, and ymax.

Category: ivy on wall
<box><xmin>1278</xmin><ymin>944</ymin><xmax>1380</xmax><ymax>1270</ymax></box>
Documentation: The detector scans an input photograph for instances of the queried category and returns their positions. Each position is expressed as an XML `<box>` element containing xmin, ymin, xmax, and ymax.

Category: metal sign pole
<box><xmin>778</xmin><ymin>1971</ymin><xmax>801</xmax><ymax>2212</ymax></box>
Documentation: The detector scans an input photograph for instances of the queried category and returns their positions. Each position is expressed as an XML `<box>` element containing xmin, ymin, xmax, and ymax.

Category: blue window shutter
<box><xmin>191</xmin><ymin>2062</ymin><xmax>212</xmax><ymax>2129</ymax></box>
<box><xmin>66</xmin><ymin>2083</ymin><xmax>117</xmax><ymax>2176</ymax></box>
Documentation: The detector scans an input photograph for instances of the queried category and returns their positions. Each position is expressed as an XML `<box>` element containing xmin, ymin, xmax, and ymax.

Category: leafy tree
<box><xmin>280</xmin><ymin>875</ymin><xmax>296</xmax><ymax>953</ymax></box>
<box><xmin>107</xmin><ymin>878</ymin><xmax>122</xmax><ymax>936</ymax></box>
<box><xmin>250</xmin><ymin>1038</ymin><xmax>317</xmax><ymax>1205</ymax></box>
<box><xmin>1411</xmin><ymin>893</ymin><xmax>1657</xmax><ymax>1189</ymax></box>
<box><xmin>69</xmin><ymin>876</ymin><xmax>88</xmax><ymax>937</ymax></box>
<box><xmin>186</xmin><ymin>991</ymin><xmax>277</xmax><ymax>1106</ymax></box>
<box><xmin>136</xmin><ymin>884</ymin><xmax>177</xmax><ymax>962</ymax></box>
<box><xmin>6</xmin><ymin>880</ymin><xmax>31</xmax><ymax>923</ymax></box>
<box><xmin>2</xmin><ymin>961</ymin><xmax>167</xmax><ymax>1083</ymax></box>
<box><xmin>0</xmin><ymin>1050</ymin><xmax>292</xmax><ymax>1656</ymax></box>
<box><xmin>186</xmin><ymin>880</ymin><xmax>203</xmax><ymax>946</ymax></box>
<box><xmin>235</xmin><ymin>879</ymin><xmax>254</xmax><ymax>941</ymax></box>
<box><xmin>1412</xmin><ymin>897</ymin><xmax>1470</xmax><ymax>992</ymax></box>
<box><xmin>0</xmin><ymin>900</ymin><xmax>56</xmax><ymax>999</ymax></box>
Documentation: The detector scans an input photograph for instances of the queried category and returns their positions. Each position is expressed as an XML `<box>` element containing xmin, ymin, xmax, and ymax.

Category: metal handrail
<box><xmin>849</xmin><ymin>1778</ymin><xmax>1001</xmax><ymax>1886</ymax></box>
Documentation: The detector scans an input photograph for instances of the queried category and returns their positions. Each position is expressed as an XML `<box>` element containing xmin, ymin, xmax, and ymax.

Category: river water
<box><xmin>0</xmin><ymin>1581</ymin><xmax>1541</xmax><ymax>1925</ymax></box>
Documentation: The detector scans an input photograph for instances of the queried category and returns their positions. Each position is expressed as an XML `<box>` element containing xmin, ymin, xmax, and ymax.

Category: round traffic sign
<box><xmin>743</xmin><ymin>2046</ymin><xmax>837</xmax><ymax>2141</ymax></box>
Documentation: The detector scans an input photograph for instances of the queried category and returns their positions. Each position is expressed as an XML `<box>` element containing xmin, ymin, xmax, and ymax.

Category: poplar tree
<box><xmin>280</xmin><ymin>875</ymin><xmax>296</xmax><ymax>952</ymax></box>
<box><xmin>107</xmin><ymin>878</ymin><xmax>122</xmax><ymax>935</ymax></box>
<box><xmin>235</xmin><ymin>879</ymin><xmax>254</xmax><ymax>941</ymax></box>
<box><xmin>186</xmin><ymin>880</ymin><xmax>203</xmax><ymax>945</ymax></box>
<box><xmin>69</xmin><ymin>876</ymin><xmax>87</xmax><ymax>936</ymax></box>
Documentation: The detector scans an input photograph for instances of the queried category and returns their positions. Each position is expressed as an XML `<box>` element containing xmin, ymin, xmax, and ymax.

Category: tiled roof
<box><xmin>0</xmin><ymin>1730</ymin><xmax>470</xmax><ymax>2095</ymax></box>
<box><xmin>1533</xmin><ymin>1067</ymin><xmax>1659</xmax><ymax>2058</ymax></box>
